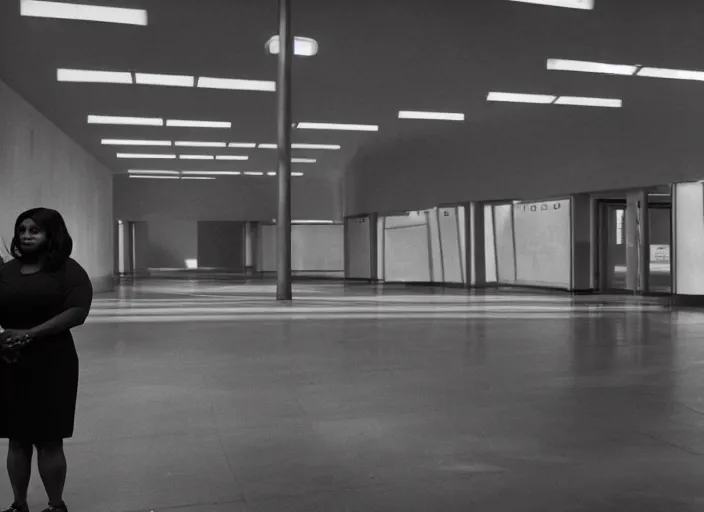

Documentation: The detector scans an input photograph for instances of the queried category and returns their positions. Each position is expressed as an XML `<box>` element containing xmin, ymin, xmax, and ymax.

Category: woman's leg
<box><xmin>35</xmin><ymin>440</ymin><xmax>66</xmax><ymax>507</ymax></box>
<box><xmin>6</xmin><ymin>439</ymin><xmax>33</xmax><ymax>507</ymax></box>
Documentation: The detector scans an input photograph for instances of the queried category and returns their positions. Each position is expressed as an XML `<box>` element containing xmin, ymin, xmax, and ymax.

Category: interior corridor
<box><xmin>5</xmin><ymin>279</ymin><xmax>704</xmax><ymax>511</ymax></box>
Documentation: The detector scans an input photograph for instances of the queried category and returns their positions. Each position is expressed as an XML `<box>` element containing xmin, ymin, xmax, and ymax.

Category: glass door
<box><xmin>648</xmin><ymin>205</ymin><xmax>672</xmax><ymax>294</ymax></box>
<box><xmin>598</xmin><ymin>201</ymin><xmax>628</xmax><ymax>291</ymax></box>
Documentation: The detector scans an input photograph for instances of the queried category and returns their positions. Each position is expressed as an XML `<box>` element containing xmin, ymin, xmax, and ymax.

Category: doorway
<box><xmin>596</xmin><ymin>199</ymin><xmax>672</xmax><ymax>294</ymax></box>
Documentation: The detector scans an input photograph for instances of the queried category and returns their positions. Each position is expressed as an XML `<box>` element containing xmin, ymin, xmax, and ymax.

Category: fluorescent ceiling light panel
<box><xmin>179</xmin><ymin>155</ymin><xmax>214</xmax><ymax>160</ymax></box>
<box><xmin>229</xmin><ymin>142</ymin><xmax>257</xmax><ymax>148</ymax></box>
<box><xmin>175</xmin><ymin>141</ymin><xmax>226</xmax><ymax>147</ymax></box>
<box><xmin>296</xmin><ymin>122</ymin><xmax>379</xmax><ymax>132</ymax></box>
<box><xmin>88</xmin><ymin>115</ymin><xmax>163</xmax><ymax>126</ymax></box>
<box><xmin>135</xmin><ymin>73</ymin><xmax>195</xmax><ymax>87</ymax></box>
<box><xmin>128</xmin><ymin>170</ymin><xmax>179</xmax><ymax>175</ymax></box>
<box><xmin>293</xmin><ymin>143</ymin><xmax>340</xmax><ymax>150</ymax></box>
<box><xmin>636</xmin><ymin>67</ymin><xmax>704</xmax><ymax>81</ymax></box>
<box><xmin>292</xmin><ymin>158</ymin><xmax>317</xmax><ymax>163</ymax></box>
<box><xmin>216</xmin><ymin>155</ymin><xmax>249</xmax><ymax>161</ymax></box>
<box><xmin>555</xmin><ymin>96</ymin><xmax>622</xmax><ymax>107</ymax></box>
<box><xmin>398</xmin><ymin>110</ymin><xmax>465</xmax><ymax>121</ymax></box>
<box><xmin>293</xmin><ymin>220</ymin><xmax>334</xmax><ymax>224</ymax></box>
<box><xmin>265</xmin><ymin>36</ymin><xmax>319</xmax><ymax>57</ymax></box>
<box><xmin>487</xmin><ymin>92</ymin><xmax>556</xmax><ymax>104</ymax></box>
<box><xmin>258</xmin><ymin>143</ymin><xmax>278</xmax><ymax>149</ymax></box>
<box><xmin>129</xmin><ymin>175</ymin><xmax>179</xmax><ymax>179</ymax></box>
<box><xmin>546</xmin><ymin>59</ymin><xmax>637</xmax><ymax>76</ymax></box>
<box><xmin>507</xmin><ymin>0</ymin><xmax>594</xmax><ymax>9</ymax></box>
<box><xmin>20</xmin><ymin>0</ymin><xmax>148</xmax><ymax>25</ymax></box>
<box><xmin>197</xmin><ymin>77</ymin><xmax>276</xmax><ymax>92</ymax></box>
<box><xmin>267</xmin><ymin>172</ymin><xmax>277</xmax><ymax>176</ymax></box>
<box><xmin>292</xmin><ymin>172</ymin><xmax>304</xmax><ymax>177</ymax></box>
<box><xmin>244</xmin><ymin>171</ymin><xmax>264</xmax><ymax>176</ymax></box>
<box><xmin>102</xmin><ymin>139</ymin><xmax>171</xmax><ymax>146</ymax></box>
<box><xmin>57</xmin><ymin>68</ymin><xmax>132</xmax><ymax>84</ymax></box>
<box><xmin>117</xmin><ymin>153</ymin><xmax>176</xmax><ymax>159</ymax></box>
<box><xmin>166</xmin><ymin>119</ymin><xmax>232</xmax><ymax>129</ymax></box>
<box><xmin>181</xmin><ymin>171</ymin><xmax>241</xmax><ymax>176</ymax></box>
<box><xmin>182</xmin><ymin>177</ymin><xmax>215</xmax><ymax>180</ymax></box>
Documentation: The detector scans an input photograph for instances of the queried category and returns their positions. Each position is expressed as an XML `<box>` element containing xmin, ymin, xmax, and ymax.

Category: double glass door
<box><xmin>598</xmin><ymin>201</ymin><xmax>671</xmax><ymax>293</ymax></box>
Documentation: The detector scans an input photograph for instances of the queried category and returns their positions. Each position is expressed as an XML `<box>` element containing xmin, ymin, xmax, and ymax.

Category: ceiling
<box><xmin>3</xmin><ymin>0</ymin><xmax>704</xmax><ymax>180</ymax></box>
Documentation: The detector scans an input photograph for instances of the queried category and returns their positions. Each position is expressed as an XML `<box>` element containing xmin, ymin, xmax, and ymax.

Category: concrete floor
<box><xmin>4</xmin><ymin>279</ymin><xmax>704</xmax><ymax>511</ymax></box>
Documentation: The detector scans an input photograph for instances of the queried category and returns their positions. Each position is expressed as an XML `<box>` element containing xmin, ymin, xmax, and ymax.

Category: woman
<box><xmin>0</xmin><ymin>208</ymin><xmax>93</xmax><ymax>512</ymax></box>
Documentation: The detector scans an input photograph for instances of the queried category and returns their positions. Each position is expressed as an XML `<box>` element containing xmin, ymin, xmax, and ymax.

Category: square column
<box><xmin>467</xmin><ymin>202</ymin><xmax>486</xmax><ymax>287</ymax></box>
<box><xmin>625</xmin><ymin>190</ymin><xmax>650</xmax><ymax>293</ymax></box>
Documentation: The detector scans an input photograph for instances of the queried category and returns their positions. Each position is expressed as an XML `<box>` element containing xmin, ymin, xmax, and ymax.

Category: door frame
<box><xmin>595</xmin><ymin>198</ymin><xmax>672</xmax><ymax>294</ymax></box>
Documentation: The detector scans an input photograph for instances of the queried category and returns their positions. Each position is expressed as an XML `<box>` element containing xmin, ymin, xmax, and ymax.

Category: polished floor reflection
<box><xmin>5</xmin><ymin>279</ymin><xmax>704</xmax><ymax>511</ymax></box>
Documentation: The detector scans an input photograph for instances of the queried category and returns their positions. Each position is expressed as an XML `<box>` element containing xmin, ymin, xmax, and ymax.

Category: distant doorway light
<box><xmin>266</xmin><ymin>36</ymin><xmax>319</xmax><ymax>57</ymax></box>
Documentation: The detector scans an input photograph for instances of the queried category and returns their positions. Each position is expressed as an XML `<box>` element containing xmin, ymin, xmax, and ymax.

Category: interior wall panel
<box><xmin>384</xmin><ymin>220</ymin><xmax>431</xmax><ymax>282</ymax></box>
<box><xmin>346</xmin><ymin>216</ymin><xmax>372</xmax><ymax>279</ymax></box>
<box><xmin>428</xmin><ymin>210</ymin><xmax>443</xmax><ymax>282</ymax></box>
<box><xmin>197</xmin><ymin>221</ymin><xmax>245</xmax><ymax>270</ymax></box>
<box><xmin>0</xmin><ymin>80</ymin><xmax>113</xmax><ymax>290</ymax></box>
<box><xmin>258</xmin><ymin>224</ymin><xmax>344</xmax><ymax>275</ymax></box>
<box><xmin>513</xmin><ymin>199</ymin><xmax>571</xmax><ymax>288</ymax></box>
<box><xmin>146</xmin><ymin>219</ymin><xmax>198</xmax><ymax>269</ymax></box>
<box><xmin>493</xmin><ymin>204</ymin><xmax>516</xmax><ymax>283</ymax></box>
<box><xmin>258</xmin><ymin>224</ymin><xmax>277</xmax><ymax>272</ymax></box>
<box><xmin>438</xmin><ymin>207</ymin><xmax>463</xmax><ymax>283</ymax></box>
<box><xmin>484</xmin><ymin>205</ymin><xmax>497</xmax><ymax>282</ymax></box>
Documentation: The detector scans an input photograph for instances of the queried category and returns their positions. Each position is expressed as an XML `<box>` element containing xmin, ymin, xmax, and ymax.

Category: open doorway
<box><xmin>596</xmin><ymin>190</ymin><xmax>671</xmax><ymax>294</ymax></box>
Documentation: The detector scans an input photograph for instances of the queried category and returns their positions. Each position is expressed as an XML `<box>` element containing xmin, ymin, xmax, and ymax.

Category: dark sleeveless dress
<box><xmin>0</xmin><ymin>257</ymin><xmax>93</xmax><ymax>442</ymax></box>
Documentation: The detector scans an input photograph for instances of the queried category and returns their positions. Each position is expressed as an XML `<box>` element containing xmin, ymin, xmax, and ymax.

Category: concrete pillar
<box><xmin>245</xmin><ymin>222</ymin><xmax>257</xmax><ymax>274</ymax></box>
<box><xmin>468</xmin><ymin>202</ymin><xmax>486</xmax><ymax>287</ymax></box>
<box><xmin>115</xmin><ymin>220</ymin><xmax>131</xmax><ymax>275</ymax></box>
<box><xmin>625</xmin><ymin>190</ymin><xmax>649</xmax><ymax>293</ymax></box>
<box><xmin>571</xmin><ymin>194</ymin><xmax>593</xmax><ymax>292</ymax></box>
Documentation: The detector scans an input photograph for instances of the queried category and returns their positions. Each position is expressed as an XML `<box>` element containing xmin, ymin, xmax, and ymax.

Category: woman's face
<box><xmin>18</xmin><ymin>218</ymin><xmax>47</xmax><ymax>254</ymax></box>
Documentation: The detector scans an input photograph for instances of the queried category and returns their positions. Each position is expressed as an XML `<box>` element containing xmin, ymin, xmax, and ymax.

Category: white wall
<box><xmin>345</xmin><ymin>216</ymin><xmax>372</xmax><ymax>279</ymax></box>
<box><xmin>343</xmin><ymin>106</ymin><xmax>704</xmax><ymax>216</ymax></box>
<box><xmin>674</xmin><ymin>182</ymin><xmax>704</xmax><ymax>295</ymax></box>
<box><xmin>114</xmin><ymin>174</ymin><xmax>342</xmax><ymax>222</ymax></box>
<box><xmin>257</xmin><ymin>224</ymin><xmax>344</xmax><ymax>276</ymax></box>
<box><xmin>146</xmin><ymin>220</ymin><xmax>198</xmax><ymax>269</ymax></box>
<box><xmin>0</xmin><ymin>80</ymin><xmax>113</xmax><ymax>290</ymax></box>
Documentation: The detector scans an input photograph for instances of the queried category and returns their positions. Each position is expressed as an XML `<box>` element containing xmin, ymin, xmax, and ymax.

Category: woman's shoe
<box><xmin>2</xmin><ymin>503</ymin><xmax>29</xmax><ymax>512</ymax></box>
<box><xmin>40</xmin><ymin>505</ymin><xmax>66</xmax><ymax>512</ymax></box>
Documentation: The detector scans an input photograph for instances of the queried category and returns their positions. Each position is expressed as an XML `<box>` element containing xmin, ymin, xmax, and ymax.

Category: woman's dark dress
<box><xmin>0</xmin><ymin>257</ymin><xmax>93</xmax><ymax>442</ymax></box>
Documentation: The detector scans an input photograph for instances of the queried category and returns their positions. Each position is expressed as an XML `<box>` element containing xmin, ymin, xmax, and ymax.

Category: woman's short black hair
<box><xmin>11</xmin><ymin>208</ymin><xmax>73</xmax><ymax>270</ymax></box>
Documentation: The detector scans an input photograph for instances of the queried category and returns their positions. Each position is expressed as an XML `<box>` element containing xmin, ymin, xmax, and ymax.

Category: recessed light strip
<box><xmin>487</xmin><ymin>92</ymin><xmax>622</xmax><ymax>108</ymax></box>
<box><xmin>167</xmin><ymin>119</ymin><xmax>231</xmax><ymax>129</ymax></box>
<box><xmin>117</xmin><ymin>153</ymin><xmax>176</xmax><ymax>159</ymax></box>
<box><xmin>135</xmin><ymin>73</ymin><xmax>195</xmax><ymax>87</ymax></box>
<box><xmin>128</xmin><ymin>170</ymin><xmax>180</xmax><ymax>175</ymax></box>
<box><xmin>546</xmin><ymin>59</ymin><xmax>638</xmax><ymax>76</ymax></box>
<box><xmin>197</xmin><ymin>77</ymin><xmax>276</xmax><ymax>92</ymax></box>
<box><xmin>487</xmin><ymin>92</ymin><xmax>556</xmax><ymax>104</ymax></box>
<box><xmin>20</xmin><ymin>0</ymin><xmax>148</xmax><ymax>25</ymax></box>
<box><xmin>398</xmin><ymin>111</ymin><xmax>465</xmax><ymax>121</ymax></box>
<box><xmin>103</xmin><ymin>139</ymin><xmax>172</xmax><ymax>146</ymax></box>
<box><xmin>129</xmin><ymin>175</ymin><xmax>179</xmax><ymax>180</ymax></box>
<box><xmin>58</xmin><ymin>68</ymin><xmax>133</xmax><ymax>84</ymax></box>
<box><xmin>175</xmin><ymin>141</ymin><xmax>227</xmax><ymax>147</ymax></box>
<box><xmin>555</xmin><ymin>96</ymin><xmax>622</xmax><ymax>107</ymax></box>
<box><xmin>296</xmin><ymin>122</ymin><xmax>379</xmax><ymax>132</ymax></box>
<box><xmin>89</xmin><ymin>115</ymin><xmax>163</xmax><ymax>126</ymax></box>
<box><xmin>508</xmin><ymin>0</ymin><xmax>594</xmax><ymax>9</ymax></box>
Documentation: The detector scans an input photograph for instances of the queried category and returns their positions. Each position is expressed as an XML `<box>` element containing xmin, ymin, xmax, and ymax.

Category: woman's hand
<box><xmin>0</xmin><ymin>330</ymin><xmax>33</xmax><ymax>363</ymax></box>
